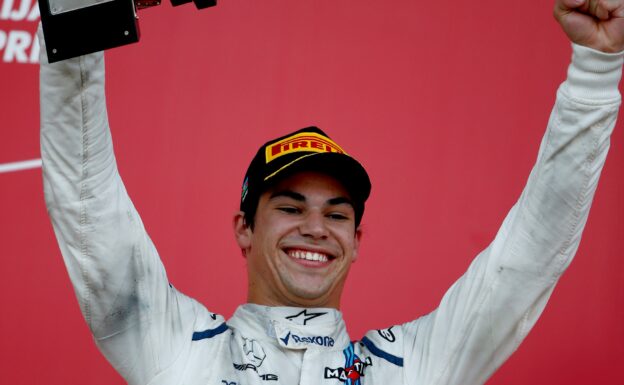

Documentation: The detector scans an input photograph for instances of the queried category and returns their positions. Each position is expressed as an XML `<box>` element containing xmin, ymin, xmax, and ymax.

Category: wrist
<box><xmin>562</xmin><ymin>43</ymin><xmax>624</xmax><ymax>101</ymax></box>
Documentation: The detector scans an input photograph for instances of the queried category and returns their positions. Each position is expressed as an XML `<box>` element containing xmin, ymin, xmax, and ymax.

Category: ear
<box><xmin>351</xmin><ymin>227</ymin><xmax>362</xmax><ymax>262</ymax></box>
<box><xmin>233</xmin><ymin>211</ymin><xmax>252</xmax><ymax>258</ymax></box>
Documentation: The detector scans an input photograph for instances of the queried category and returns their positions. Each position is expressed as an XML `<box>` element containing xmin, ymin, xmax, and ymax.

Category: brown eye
<box><xmin>327</xmin><ymin>213</ymin><xmax>349</xmax><ymax>220</ymax></box>
<box><xmin>277</xmin><ymin>207</ymin><xmax>300</xmax><ymax>214</ymax></box>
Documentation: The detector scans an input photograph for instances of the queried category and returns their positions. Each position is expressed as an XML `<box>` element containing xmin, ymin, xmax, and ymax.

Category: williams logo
<box><xmin>279</xmin><ymin>331</ymin><xmax>334</xmax><ymax>348</ymax></box>
<box><xmin>324</xmin><ymin>344</ymin><xmax>371</xmax><ymax>385</ymax></box>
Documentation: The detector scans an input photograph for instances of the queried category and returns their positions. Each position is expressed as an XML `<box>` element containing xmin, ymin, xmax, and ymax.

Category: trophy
<box><xmin>39</xmin><ymin>0</ymin><xmax>216</xmax><ymax>63</ymax></box>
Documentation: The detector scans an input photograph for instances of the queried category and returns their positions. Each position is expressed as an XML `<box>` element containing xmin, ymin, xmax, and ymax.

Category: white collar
<box><xmin>227</xmin><ymin>304</ymin><xmax>351</xmax><ymax>351</ymax></box>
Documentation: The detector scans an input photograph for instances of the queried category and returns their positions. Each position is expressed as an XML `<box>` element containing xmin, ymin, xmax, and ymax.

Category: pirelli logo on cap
<box><xmin>265</xmin><ymin>132</ymin><xmax>347</xmax><ymax>163</ymax></box>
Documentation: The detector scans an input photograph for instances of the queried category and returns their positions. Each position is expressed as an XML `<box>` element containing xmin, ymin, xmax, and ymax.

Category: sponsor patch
<box><xmin>233</xmin><ymin>338</ymin><xmax>278</xmax><ymax>381</ymax></box>
<box><xmin>377</xmin><ymin>327</ymin><xmax>396</xmax><ymax>343</ymax></box>
<box><xmin>324</xmin><ymin>343</ymin><xmax>371</xmax><ymax>384</ymax></box>
<box><xmin>265</xmin><ymin>132</ymin><xmax>346</xmax><ymax>163</ymax></box>
<box><xmin>243</xmin><ymin>338</ymin><xmax>266</xmax><ymax>367</ymax></box>
<box><xmin>285</xmin><ymin>309</ymin><xmax>326</xmax><ymax>325</ymax></box>
<box><xmin>278</xmin><ymin>331</ymin><xmax>335</xmax><ymax>348</ymax></box>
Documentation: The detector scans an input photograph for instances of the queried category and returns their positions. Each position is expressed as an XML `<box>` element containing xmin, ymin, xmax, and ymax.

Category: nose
<box><xmin>299</xmin><ymin>211</ymin><xmax>329</xmax><ymax>239</ymax></box>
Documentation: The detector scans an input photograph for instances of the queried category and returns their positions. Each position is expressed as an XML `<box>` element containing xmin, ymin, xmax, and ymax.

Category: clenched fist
<box><xmin>555</xmin><ymin>0</ymin><xmax>624</xmax><ymax>52</ymax></box>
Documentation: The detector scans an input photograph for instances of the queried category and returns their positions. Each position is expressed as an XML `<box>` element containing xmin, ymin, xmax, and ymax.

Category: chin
<box><xmin>281</xmin><ymin>279</ymin><xmax>337</xmax><ymax>306</ymax></box>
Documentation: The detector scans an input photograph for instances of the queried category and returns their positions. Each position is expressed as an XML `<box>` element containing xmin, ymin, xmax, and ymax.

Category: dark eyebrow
<box><xmin>269</xmin><ymin>190</ymin><xmax>306</xmax><ymax>202</ymax></box>
<box><xmin>269</xmin><ymin>190</ymin><xmax>354</xmax><ymax>208</ymax></box>
<box><xmin>327</xmin><ymin>197</ymin><xmax>354</xmax><ymax>208</ymax></box>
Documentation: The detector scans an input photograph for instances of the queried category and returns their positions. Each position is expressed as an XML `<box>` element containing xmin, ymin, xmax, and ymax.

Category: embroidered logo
<box><xmin>265</xmin><ymin>132</ymin><xmax>346</xmax><ymax>163</ymax></box>
<box><xmin>377</xmin><ymin>326</ymin><xmax>396</xmax><ymax>343</ymax></box>
<box><xmin>324</xmin><ymin>344</ymin><xmax>371</xmax><ymax>384</ymax></box>
<box><xmin>233</xmin><ymin>338</ymin><xmax>278</xmax><ymax>381</ymax></box>
<box><xmin>279</xmin><ymin>332</ymin><xmax>291</xmax><ymax>346</ymax></box>
<box><xmin>285</xmin><ymin>309</ymin><xmax>326</xmax><ymax>325</ymax></box>
<box><xmin>243</xmin><ymin>338</ymin><xmax>266</xmax><ymax>367</ymax></box>
<box><xmin>279</xmin><ymin>331</ymin><xmax>334</xmax><ymax>348</ymax></box>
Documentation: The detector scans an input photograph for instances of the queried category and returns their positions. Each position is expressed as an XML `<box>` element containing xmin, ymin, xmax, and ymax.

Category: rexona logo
<box><xmin>0</xmin><ymin>0</ymin><xmax>41</xmax><ymax>64</ymax></box>
<box><xmin>279</xmin><ymin>331</ymin><xmax>335</xmax><ymax>348</ymax></box>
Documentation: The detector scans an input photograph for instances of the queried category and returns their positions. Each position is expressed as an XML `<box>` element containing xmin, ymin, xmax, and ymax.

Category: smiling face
<box><xmin>233</xmin><ymin>171</ymin><xmax>361</xmax><ymax>309</ymax></box>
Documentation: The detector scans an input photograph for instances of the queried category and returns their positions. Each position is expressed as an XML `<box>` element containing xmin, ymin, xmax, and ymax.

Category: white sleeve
<box><xmin>38</xmin><ymin>26</ymin><xmax>218</xmax><ymax>384</ymax></box>
<box><xmin>398</xmin><ymin>44</ymin><xmax>623</xmax><ymax>385</ymax></box>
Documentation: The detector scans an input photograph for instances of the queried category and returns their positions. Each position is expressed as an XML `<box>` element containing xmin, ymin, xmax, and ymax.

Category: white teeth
<box><xmin>289</xmin><ymin>250</ymin><xmax>329</xmax><ymax>262</ymax></box>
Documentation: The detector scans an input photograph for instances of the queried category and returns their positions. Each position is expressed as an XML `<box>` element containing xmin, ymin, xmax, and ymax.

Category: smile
<box><xmin>286</xmin><ymin>249</ymin><xmax>332</xmax><ymax>263</ymax></box>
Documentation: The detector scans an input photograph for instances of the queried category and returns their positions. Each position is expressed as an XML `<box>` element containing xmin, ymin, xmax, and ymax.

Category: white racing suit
<box><xmin>40</xmin><ymin>28</ymin><xmax>622</xmax><ymax>385</ymax></box>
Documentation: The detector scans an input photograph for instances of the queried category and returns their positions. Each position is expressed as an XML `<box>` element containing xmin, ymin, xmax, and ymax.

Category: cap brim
<box><xmin>263</xmin><ymin>152</ymin><xmax>371</xmax><ymax>203</ymax></box>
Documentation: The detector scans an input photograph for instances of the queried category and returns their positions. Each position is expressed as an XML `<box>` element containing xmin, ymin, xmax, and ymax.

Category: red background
<box><xmin>1</xmin><ymin>1</ymin><xmax>623</xmax><ymax>384</ymax></box>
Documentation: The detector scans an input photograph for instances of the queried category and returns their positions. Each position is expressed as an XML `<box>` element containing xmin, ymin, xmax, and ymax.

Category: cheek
<box><xmin>336</xmin><ymin>227</ymin><xmax>358</xmax><ymax>246</ymax></box>
<box><xmin>250</xmin><ymin>223</ymin><xmax>287</xmax><ymax>260</ymax></box>
<box><xmin>258</xmin><ymin>216</ymin><xmax>298</xmax><ymax>243</ymax></box>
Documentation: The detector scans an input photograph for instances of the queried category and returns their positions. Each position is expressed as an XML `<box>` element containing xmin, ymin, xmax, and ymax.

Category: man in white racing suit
<box><xmin>39</xmin><ymin>1</ymin><xmax>624</xmax><ymax>384</ymax></box>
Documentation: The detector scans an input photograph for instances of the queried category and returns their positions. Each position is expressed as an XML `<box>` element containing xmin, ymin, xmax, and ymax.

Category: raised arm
<box><xmin>39</xmin><ymin>27</ymin><xmax>215</xmax><ymax>384</ymax></box>
<box><xmin>361</xmin><ymin>3</ymin><xmax>623</xmax><ymax>384</ymax></box>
